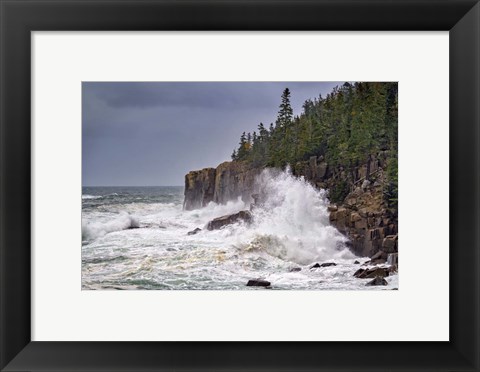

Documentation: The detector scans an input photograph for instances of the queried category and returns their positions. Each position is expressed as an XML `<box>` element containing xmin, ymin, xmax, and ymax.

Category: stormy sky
<box><xmin>82</xmin><ymin>82</ymin><xmax>344</xmax><ymax>186</ymax></box>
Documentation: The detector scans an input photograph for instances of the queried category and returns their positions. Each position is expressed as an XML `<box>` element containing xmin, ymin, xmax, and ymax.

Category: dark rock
<box><xmin>362</xmin><ymin>258</ymin><xmax>385</xmax><ymax>266</ymax></box>
<box><xmin>187</xmin><ymin>227</ymin><xmax>202</xmax><ymax>236</ymax></box>
<box><xmin>289</xmin><ymin>267</ymin><xmax>302</xmax><ymax>272</ymax></box>
<box><xmin>364</xmin><ymin>267</ymin><xmax>389</xmax><ymax>278</ymax></box>
<box><xmin>311</xmin><ymin>262</ymin><xmax>336</xmax><ymax>269</ymax></box>
<box><xmin>317</xmin><ymin>162</ymin><xmax>328</xmax><ymax>180</ymax></box>
<box><xmin>354</xmin><ymin>267</ymin><xmax>389</xmax><ymax>279</ymax></box>
<box><xmin>354</xmin><ymin>260</ymin><xmax>360</xmax><ymax>264</ymax></box>
<box><xmin>207</xmin><ymin>210</ymin><xmax>252</xmax><ymax>230</ymax></box>
<box><xmin>320</xmin><ymin>262</ymin><xmax>337</xmax><ymax>267</ymax></box>
<box><xmin>246</xmin><ymin>279</ymin><xmax>271</xmax><ymax>287</ymax></box>
<box><xmin>183</xmin><ymin>168</ymin><xmax>216</xmax><ymax>210</ymax></box>
<box><xmin>365</xmin><ymin>276</ymin><xmax>388</xmax><ymax>286</ymax></box>
<box><xmin>353</xmin><ymin>268</ymin><xmax>366</xmax><ymax>277</ymax></box>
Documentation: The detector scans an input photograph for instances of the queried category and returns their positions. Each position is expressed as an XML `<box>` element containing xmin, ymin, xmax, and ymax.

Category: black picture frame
<box><xmin>1</xmin><ymin>1</ymin><xmax>479</xmax><ymax>371</ymax></box>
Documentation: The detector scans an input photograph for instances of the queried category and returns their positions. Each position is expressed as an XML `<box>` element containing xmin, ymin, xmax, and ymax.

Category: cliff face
<box><xmin>292</xmin><ymin>152</ymin><xmax>398</xmax><ymax>257</ymax></box>
<box><xmin>183</xmin><ymin>168</ymin><xmax>216</xmax><ymax>210</ymax></box>
<box><xmin>183</xmin><ymin>161</ymin><xmax>261</xmax><ymax>210</ymax></box>
<box><xmin>183</xmin><ymin>153</ymin><xmax>398</xmax><ymax>258</ymax></box>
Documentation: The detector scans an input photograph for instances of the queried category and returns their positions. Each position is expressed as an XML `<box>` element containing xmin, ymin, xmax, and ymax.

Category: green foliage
<box><xmin>231</xmin><ymin>82</ymin><xmax>398</xmax><ymax>204</ymax></box>
<box><xmin>385</xmin><ymin>155</ymin><xmax>398</xmax><ymax>212</ymax></box>
<box><xmin>329</xmin><ymin>179</ymin><xmax>349</xmax><ymax>204</ymax></box>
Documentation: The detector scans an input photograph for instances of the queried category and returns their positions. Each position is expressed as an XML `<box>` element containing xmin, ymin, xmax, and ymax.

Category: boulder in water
<box><xmin>207</xmin><ymin>210</ymin><xmax>252</xmax><ymax>230</ymax></box>
<box><xmin>365</xmin><ymin>276</ymin><xmax>388</xmax><ymax>286</ymax></box>
<box><xmin>354</xmin><ymin>267</ymin><xmax>389</xmax><ymax>279</ymax></box>
<box><xmin>246</xmin><ymin>279</ymin><xmax>271</xmax><ymax>287</ymax></box>
<box><xmin>354</xmin><ymin>260</ymin><xmax>360</xmax><ymax>264</ymax></box>
<box><xmin>289</xmin><ymin>267</ymin><xmax>302</xmax><ymax>272</ymax></box>
<box><xmin>311</xmin><ymin>262</ymin><xmax>337</xmax><ymax>269</ymax></box>
<box><xmin>187</xmin><ymin>227</ymin><xmax>202</xmax><ymax>235</ymax></box>
<box><xmin>321</xmin><ymin>262</ymin><xmax>337</xmax><ymax>267</ymax></box>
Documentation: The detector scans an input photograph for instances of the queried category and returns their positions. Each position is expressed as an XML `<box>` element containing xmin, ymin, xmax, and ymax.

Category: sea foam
<box><xmin>82</xmin><ymin>212</ymin><xmax>139</xmax><ymax>241</ymax></box>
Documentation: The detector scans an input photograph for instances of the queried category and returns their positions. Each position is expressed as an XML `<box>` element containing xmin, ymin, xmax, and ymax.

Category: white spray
<box><xmin>226</xmin><ymin>168</ymin><xmax>353</xmax><ymax>264</ymax></box>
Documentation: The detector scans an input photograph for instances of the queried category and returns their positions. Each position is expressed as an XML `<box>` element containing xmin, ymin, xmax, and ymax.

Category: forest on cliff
<box><xmin>230</xmin><ymin>82</ymin><xmax>398</xmax><ymax>210</ymax></box>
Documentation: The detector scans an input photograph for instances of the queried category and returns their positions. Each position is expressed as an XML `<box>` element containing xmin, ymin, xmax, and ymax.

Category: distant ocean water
<box><xmin>81</xmin><ymin>171</ymin><xmax>398</xmax><ymax>290</ymax></box>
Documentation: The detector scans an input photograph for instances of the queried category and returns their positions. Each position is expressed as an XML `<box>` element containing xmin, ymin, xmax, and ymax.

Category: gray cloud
<box><xmin>82</xmin><ymin>82</ymin><xmax>343</xmax><ymax>186</ymax></box>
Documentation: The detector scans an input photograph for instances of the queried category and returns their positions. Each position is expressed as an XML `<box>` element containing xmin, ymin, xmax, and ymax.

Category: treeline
<box><xmin>231</xmin><ymin>82</ymin><xmax>398</xmax><ymax>207</ymax></box>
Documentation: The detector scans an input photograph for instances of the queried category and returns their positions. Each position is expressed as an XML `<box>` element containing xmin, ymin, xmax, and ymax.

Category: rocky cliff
<box><xmin>183</xmin><ymin>152</ymin><xmax>398</xmax><ymax>259</ymax></box>
<box><xmin>291</xmin><ymin>151</ymin><xmax>398</xmax><ymax>258</ymax></box>
<box><xmin>184</xmin><ymin>161</ymin><xmax>261</xmax><ymax>210</ymax></box>
<box><xmin>183</xmin><ymin>167</ymin><xmax>216</xmax><ymax>210</ymax></box>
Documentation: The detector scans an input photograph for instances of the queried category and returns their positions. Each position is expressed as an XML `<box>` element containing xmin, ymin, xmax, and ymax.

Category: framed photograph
<box><xmin>1</xmin><ymin>0</ymin><xmax>479</xmax><ymax>371</ymax></box>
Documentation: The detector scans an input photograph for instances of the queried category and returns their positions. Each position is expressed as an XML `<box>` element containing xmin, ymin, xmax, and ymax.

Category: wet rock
<box><xmin>362</xmin><ymin>258</ymin><xmax>386</xmax><ymax>266</ymax></box>
<box><xmin>310</xmin><ymin>262</ymin><xmax>337</xmax><ymax>269</ymax></box>
<box><xmin>289</xmin><ymin>267</ymin><xmax>302</xmax><ymax>272</ymax></box>
<box><xmin>364</xmin><ymin>267</ymin><xmax>389</xmax><ymax>278</ymax></box>
<box><xmin>354</xmin><ymin>260</ymin><xmax>360</xmax><ymax>264</ymax></box>
<box><xmin>365</xmin><ymin>276</ymin><xmax>388</xmax><ymax>286</ymax></box>
<box><xmin>354</xmin><ymin>267</ymin><xmax>389</xmax><ymax>279</ymax></box>
<box><xmin>246</xmin><ymin>279</ymin><xmax>271</xmax><ymax>287</ymax></box>
<box><xmin>187</xmin><ymin>227</ymin><xmax>202</xmax><ymax>235</ymax></box>
<box><xmin>320</xmin><ymin>262</ymin><xmax>337</xmax><ymax>267</ymax></box>
<box><xmin>382</xmin><ymin>235</ymin><xmax>398</xmax><ymax>253</ymax></box>
<box><xmin>207</xmin><ymin>210</ymin><xmax>252</xmax><ymax>230</ymax></box>
<box><xmin>353</xmin><ymin>268</ymin><xmax>366</xmax><ymax>277</ymax></box>
<box><xmin>370</xmin><ymin>250</ymin><xmax>387</xmax><ymax>261</ymax></box>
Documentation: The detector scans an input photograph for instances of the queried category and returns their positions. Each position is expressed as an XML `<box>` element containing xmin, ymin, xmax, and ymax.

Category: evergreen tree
<box><xmin>230</xmin><ymin>83</ymin><xmax>398</xmax><ymax>206</ymax></box>
<box><xmin>237</xmin><ymin>132</ymin><xmax>248</xmax><ymax>160</ymax></box>
<box><xmin>274</xmin><ymin>88</ymin><xmax>294</xmax><ymax>167</ymax></box>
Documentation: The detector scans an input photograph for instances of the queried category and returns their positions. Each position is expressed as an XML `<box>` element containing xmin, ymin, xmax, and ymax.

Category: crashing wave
<box><xmin>82</xmin><ymin>212</ymin><xmax>139</xmax><ymax>241</ymax></box>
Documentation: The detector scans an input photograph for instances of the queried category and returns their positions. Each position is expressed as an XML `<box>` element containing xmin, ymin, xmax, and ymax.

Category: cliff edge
<box><xmin>183</xmin><ymin>161</ymin><xmax>261</xmax><ymax>210</ymax></box>
<box><xmin>183</xmin><ymin>152</ymin><xmax>397</xmax><ymax>258</ymax></box>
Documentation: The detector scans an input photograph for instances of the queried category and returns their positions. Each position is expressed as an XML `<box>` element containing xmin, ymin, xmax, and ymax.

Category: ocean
<box><xmin>82</xmin><ymin>169</ymin><xmax>398</xmax><ymax>290</ymax></box>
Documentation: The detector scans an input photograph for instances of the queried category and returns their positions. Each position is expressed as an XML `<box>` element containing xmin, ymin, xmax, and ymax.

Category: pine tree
<box><xmin>237</xmin><ymin>132</ymin><xmax>248</xmax><ymax>160</ymax></box>
<box><xmin>274</xmin><ymin>88</ymin><xmax>294</xmax><ymax>167</ymax></box>
<box><xmin>229</xmin><ymin>83</ymin><xmax>397</xmax><ymax>206</ymax></box>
